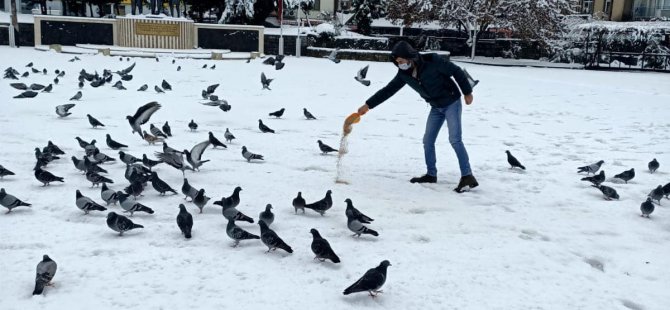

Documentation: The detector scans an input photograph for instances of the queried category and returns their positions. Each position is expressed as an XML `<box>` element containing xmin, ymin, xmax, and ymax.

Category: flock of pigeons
<box><xmin>504</xmin><ymin>150</ymin><xmax>670</xmax><ymax>217</ymax></box>
<box><xmin>2</xmin><ymin>55</ymin><xmax>389</xmax><ymax>298</ymax></box>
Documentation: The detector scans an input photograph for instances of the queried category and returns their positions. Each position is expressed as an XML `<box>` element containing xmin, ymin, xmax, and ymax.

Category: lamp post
<box><xmin>296</xmin><ymin>3</ymin><xmax>301</xmax><ymax>57</ymax></box>
<box><xmin>278</xmin><ymin>0</ymin><xmax>284</xmax><ymax>55</ymax></box>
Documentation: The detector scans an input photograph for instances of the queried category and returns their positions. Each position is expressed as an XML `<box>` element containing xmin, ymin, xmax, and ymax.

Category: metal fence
<box><xmin>584</xmin><ymin>51</ymin><xmax>670</xmax><ymax>71</ymax></box>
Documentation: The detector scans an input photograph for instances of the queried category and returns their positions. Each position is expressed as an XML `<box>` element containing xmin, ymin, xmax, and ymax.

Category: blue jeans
<box><xmin>423</xmin><ymin>99</ymin><xmax>472</xmax><ymax>177</ymax></box>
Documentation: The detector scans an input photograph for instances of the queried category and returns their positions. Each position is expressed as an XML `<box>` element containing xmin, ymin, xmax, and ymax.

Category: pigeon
<box><xmin>86</xmin><ymin>170</ymin><xmax>113</xmax><ymax>187</ymax></box>
<box><xmin>142</xmin><ymin>154</ymin><xmax>163</xmax><ymax>170</ymax></box>
<box><xmin>209</xmin><ymin>95</ymin><xmax>219</xmax><ymax>101</ymax></box>
<box><xmin>303</xmin><ymin>108</ymin><xmax>317</xmax><ymax>120</ymax></box>
<box><xmin>304</xmin><ymin>190</ymin><xmax>333</xmax><ymax>216</ymax></box>
<box><xmin>41</xmin><ymin>84</ymin><xmax>53</xmax><ymax>93</ymax></box>
<box><xmin>263</xmin><ymin>57</ymin><xmax>276</xmax><ymax>65</ymax></box>
<box><xmin>55</xmin><ymin>104</ymin><xmax>75</xmax><ymax>117</ymax></box>
<box><xmin>184</xmin><ymin>141</ymin><xmax>211</xmax><ymax>171</ymax></box>
<box><xmin>292</xmin><ymin>192</ymin><xmax>306</xmax><ymax>214</ymax></box>
<box><xmin>318</xmin><ymin>140</ymin><xmax>338</xmax><ymax>154</ymax></box>
<box><xmin>614</xmin><ymin>168</ymin><xmax>635</xmax><ymax>184</ymax></box>
<box><xmin>258</xmin><ymin>120</ymin><xmax>275</xmax><ymax>133</ymax></box>
<box><xmin>505</xmin><ymin>150</ymin><xmax>525</xmax><ymax>170</ymax></box>
<box><xmin>345</xmin><ymin>199</ymin><xmax>374</xmax><ymax>224</ymax></box>
<box><xmin>118</xmin><ymin>192</ymin><xmax>154</xmax><ymax>216</ymax></box>
<box><xmin>154</xmin><ymin>85</ymin><xmax>164</xmax><ymax>93</ymax></box>
<box><xmin>150</xmin><ymin>124</ymin><xmax>168</xmax><ymax>138</ymax></box>
<box><xmin>216</xmin><ymin>186</ymin><xmax>242</xmax><ymax>209</ymax></box>
<box><xmin>242</xmin><ymin>146</ymin><xmax>264</xmax><ymax>162</ymax></box>
<box><xmin>29</xmin><ymin>83</ymin><xmax>45</xmax><ymax>90</ymax></box>
<box><xmin>137</xmin><ymin>84</ymin><xmax>148</xmax><ymax>91</ymax></box>
<box><xmin>219</xmin><ymin>101</ymin><xmax>231</xmax><ymax>112</ymax></box>
<box><xmin>328</xmin><ymin>49</ymin><xmax>341</xmax><ymax>63</ymax></box>
<box><xmin>275</xmin><ymin>61</ymin><xmax>285</xmax><ymax>70</ymax></box>
<box><xmin>89</xmin><ymin>149</ymin><xmax>115</xmax><ymax>164</ymax></box>
<box><xmin>181</xmin><ymin>178</ymin><xmax>198</xmax><ymax>202</ymax></box>
<box><xmin>162</xmin><ymin>121</ymin><xmax>172</xmax><ymax>137</ymax></box>
<box><xmin>120</xmin><ymin>75</ymin><xmax>133</xmax><ymax>81</ymax></box>
<box><xmin>162</xmin><ymin>142</ymin><xmax>183</xmax><ymax>155</ymax></box>
<box><xmin>343</xmin><ymin>260</ymin><xmax>391</xmax><ymax>297</ymax></box>
<box><xmin>177</xmin><ymin>66</ymin><xmax>181</xmax><ymax>71</ymax></box>
<box><xmin>78</xmin><ymin>81</ymin><xmax>84</xmax><ymax>88</ymax></box>
<box><xmin>640</xmin><ymin>197</ymin><xmax>654</xmax><ymax>218</ymax></box>
<box><xmin>259</xmin><ymin>204</ymin><xmax>274</xmax><ymax>226</ymax></box>
<box><xmin>648</xmin><ymin>185</ymin><xmax>664</xmax><ymax>205</ymax></box>
<box><xmin>90</xmin><ymin>79</ymin><xmax>104</xmax><ymax>88</ymax></box>
<box><xmin>161</xmin><ymin>80</ymin><xmax>172</xmax><ymax>91</ymax></box>
<box><xmin>100</xmin><ymin>183</ymin><xmax>119</xmax><ymax>205</ymax></box>
<box><xmin>112</xmin><ymin>81</ymin><xmax>126</xmax><ymax>90</ymax></box>
<box><xmin>202</xmin><ymin>64</ymin><xmax>208</xmax><ymax>69</ymax></box>
<box><xmin>125</xmin><ymin>164</ymin><xmax>151</xmax><ymax>184</ymax></box>
<box><xmin>355</xmin><ymin>65</ymin><xmax>371</xmax><ymax>86</ymax></box>
<box><xmin>10</xmin><ymin>82</ymin><xmax>27</xmax><ymax>90</ymax></box>
<box><xmin>143</xmin><ymin>131</ymin><xmax>164</xmax><ymax>145</ymax></box>
<box><xmin>20</xmin><ymin>71</ymin><xmax>27</xmax><ymax>78</ymax></box>
<box><xmin>26</xmin><ymin>62</ymin><xmax>33</xmax><ymax>67</ymax></box>
<box><xmin>71</xmin><ymin>156</ymin><xmax>106</xmax><ymax>174</ymax></box>
<box><xmin>44</xmin><ymin>141</ymin><xmax>65</xmax><ymax>155</ymax></box>
<box><xmin>34</xmin><ymin>166</ymin><xmax>64</xmax><ymax>186</ymax></box>
<box><xmin>192</xmin><ymin>189</ymin><xmax>211</xmax><ymax>213</ymax></box>
<box><xmin>106</xmin><ymin>134</ymin><xmax>127</xmax><ymax>150</ymax></box>
<box><xmin>106</xmin><ymin>212</ymin><xmax>144</xmax><ymax>236</ymax></box>
<box><xmin>0</xmin><ymin>188</ymin><xmax>31</xmax><ymax>213</ymax></box>
<box><xmin>75</xmin><ymin>190</ymin><xmax>107</xmax><ymax>214</ymax></box>
<box><xmin>32</xmin><ymin>255</ymin><xmax>57</xmax><ymax>295</ymax></box>
<box><xmin>123</xmin><ymin>180</ymin><xmax>145</xmax><ymax>199</ymax></box>
<box><xmin>259</xmin><ymin>220</ymin><xmax>293</xmax><ymax>253</ymax></box>
<box><xmin>116</xmin><ymin>62</ymin><xmax>136</xmax><ymax>75</ymax></box>
<box><xmin>663</xmin><ymin>182</ymin><xmax>670</xmax><ymax>198</ymax></box>
<box><xmin>86</xmin><ymin>114</ymin><xmax>105</xmax><ymax>128</ymax></box>
<box><xmin>226</xmin><ymin>219</ymin><xmax>260</xmax><ymax>247</ymax></box>
<box><xmin>14</xmin><ymin>91</ymin><xmax>38</xmax><ymax>98</ymax></box>
<box><xmin>76</xmin><ymin>137</ymin><xmax>95</xmax><ymax>149</ymax></box>
<box><xmin>177</xmin><ymin>204</ymin><xmax>193</xmax><ymax>239</ymax></box>
<box><xmin>156</xmin><ymin>151</ymin><xmax>193</xmax><ymax>176</ymax></box>
<box><xmin>206</xmin><ymin>84</ymin><xmax>219</xmax><ymax>95</ymax></box>
<box><xmin>69</xmin><ymin>56</ymin><xmax>81</xmax><ymax>62</ymax></box>
<box><xmin>155</xmin><ymin>57</ymin><xmax>159</xmax><ymax>62</ymax></box>
<box><xmin>54</xmin><ymin>77</ymin><xmax>59</xmax><ymax>85</ymax></box>
<box><xmin>208</xmin><ymin>132</ymin><xmax>227</xmax><ymax>148</ymax></box>
<box><xmin>210</xmin><ymin>64</ymin><xmax>216</xmax><ymax>70</ymax></box>
<box><xmin>578</xmin><ymin>160</ymin><xmax>604</xmax><ymax>175</ymax></box>
<box><xmin>224</xmin><ymin>128</ymin><xmax>236</xmax><ymax>143</ymax></box>
<box><xmin>186</xmin><ymin>120</ymin><xmax>198</xmax><ymax>132</ymax></box>
<box><xmin>261</xmin><ymin>72</ymin><xmax>273</xmax><ymax>90</ymax></box>
<box><xmin>127</xmin><ymin>101</ymin><xmax>162</xmax><ymax>138</ymax></box>
<box><xmin>347</xmin><ymin>211</ymin><xmax>378</xmax><ymax>237</ymax></box>
<box><xmin>310</xmin><ymin>229</ymin><xmax>340</xmax><ymax>263</ymax></box>
<box><xmin>119</xmin><ymin>151</ymin><xmax>141</xmax><ymax>165</ymax></box>
<box><xmin>149</xmin><ymin>172</ymin><xmax>176</xmax><ymax>196</ymax></box>
<box><xmin>581</xmin><ymin>170</ymin><xmax>605</xmax><ymax>186</ymax></box>
<box><xmin>269</xmin><ymin>108</ymin><xmax>285</xmax><ymax>118</ymax></box>
<box><xmin>592</xmin><ymin>185</ymin><xmax>619</xmax><ymax>200</ymax></box>
<box><xmin>216</xmin><ymin>205</ymin><xmax>254</xmax><ymax>223</ymax></box>
<box><xmin>648</xmin><ymin>158</ymin><xmax>659</xmax><ymax>173</ymax></box>
<box><xmin>0</xmin><ymin>165</ymin><xmax>15</xmax><ymax>179</ymax></box>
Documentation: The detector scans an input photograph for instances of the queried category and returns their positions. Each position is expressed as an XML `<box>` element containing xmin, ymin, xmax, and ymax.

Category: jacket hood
<box><xmin>390</xmin><ymin>41</ymin><xmax>421</xmax><ymax>68</ymax></box>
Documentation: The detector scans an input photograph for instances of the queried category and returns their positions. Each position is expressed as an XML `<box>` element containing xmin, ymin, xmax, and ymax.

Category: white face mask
<box><xmin>398</xmin><ymin>62</ymin><xmax>412</xmax><ymax>70</ymax></box>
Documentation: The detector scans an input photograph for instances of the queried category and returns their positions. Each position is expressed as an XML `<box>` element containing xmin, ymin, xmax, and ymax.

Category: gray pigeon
<box><xmin>292</xmin><ymin>192</ymin><xmax>306</xmax><ymax>214</ymax></box>
<box><xmin>118</xmin><ymin>192</ymin><xmax>154</xmax><ymax>216</ymax></box>
<box><xmin>34</xmin><ymin>166</ymin><xmax>64</xmax><ymax>186</ymax></box>
<box><xmin>42</xmin><ymin>84</ymin><xmax>53</xmax><ymax>93</ymax></box>
<box><xmin>119</xmin><ymin>151</ymin><xmax>141</xmax><ymax>165</ymax></box>
<box><xmin>578</xmin><ymin>160</ymin><xmax>604</xmax><ymax>175</ymax></box>
<box><xmin>303</xmin><ymin>108</ymin><xmax>317</xmax><ymax>120</ymax></box>
<box><xmin>87</xmin><ymin>114</ymin><xmax>105</xmax><ymax>128</ymax></box>
<box><xmin>106</xmin><ymin>134</ymin><xmax>127</xmax><ymax>150</ymax></box>
<box><xmin>258</xmin><ymin>119</ymin><xmax>275</xmax><ymax>133</ymax></box>
<box><xmin>505</xmin><ymin>150</ymin><xmax>525</xmax><ymax>169</ymax></box>
<box><xmin>55</xmin><ymin>104</ymin><xmax>75</xmax><ymax>117</ymax></box>
<box><xmin>0</xmin><ymin>188</ymin><xmax>31</xmax><ymax>213</ymax></box>
<box><xmin>86</xmin><ymin>170</ymin><xmax>113</xmax><ymax>187</ymax></box>
<box><xmin>106</xmin><ymin>212</ymin><xmax>144</xmax><ymax>236</ymax></box>
<box><xmin>328</xmin><ymin>48</ymin><xmax>341</xmax><ymax>63</ymax></box>
<box><xmin>177</xmin><ymin>204</ymin><xmax>193</xmax><ymax>239</ymax></box>
<box><xmin>318</xmin><ymin>140</ymin><xmax>338</xmax><ymax>154</ymax></box>
<box><xmin>162</xmin><ymin>121</ymin><xmax>172</xmax><ymax>137</ymax></box>
<box><xmin>310</xmin><ymin>228</ymin><xmax>340</xmax><ymax>263</ymax></box>
<box><xmin>261</xmin><ymin>72</ymin><xmax>273</xmax><ymax>90</ymax></box>
<box><xmin>216</xmin><ymin>186</ymin><xmax>241</xmax><ymax>209</ymax></box>
<box><xmin>0</xmin><ymin>165</ymin><xmax>15</xmax><ymax>179</ymax></box>
<box><xmin>649</xmin><ymin>185</ymin><xmax>664</xmax><ymax>205</ymax></box>
<box><xmin>29</xmin><ymin>83</ymin><xmax>45</xmax><ymax>90</ymax></box>
<box><xmin>192</xmin><ymin>189</ymin><xmax>211</xmax><ymax>213</ymax></box>
<box><xmin>183</xmin><ymin>141</ymin><xmax>211</xmax><ymax>171</ymax></box>
<box><xmin>14</xmin><ymin>90</ymin><xmax>38</xmax><ymax>98</ymax></box>
<box><xmin>226</xmin><ymin>219</ymin><xmax>260</xmax><ymax>247</ymax></box>
<box><xmin>345</xmin><ymin>198</ymin><xmax>373</xmax><ymax>224</ymax></box>
<box><xmin>208</xmin><ymin>132</ymin><xmax>227</xmax><ymax>149</ymax></box>
<box><xmin>137</xmin><ymin>84</ymin><xmax>148</xmax><ymax>91</ymax></box>
<box><xmin>150</xmin><ymin>124</ymin><xmax>168</xmax><ymax>138</ymax></box>
<box><xmin>150</xmin><ymin>172</ymin><xmax>177</xmax><ymax>196</ymax></box>
<box><xmin>10</xmin><ymin>82</ymin><xmax>27</xmax><ymax>90</ymax></box>
<box><xmin>343</xmin><ymin>260</ymin><xmax>391</xmax><ymax>297</ymax></box>
<box><xmin>259</xmin><ymin>220</ymin><xmax>293</xmax><ymax>253</ymax></box>
<box><xmin>216</xmin><ymin>202</ymin><xmax>254</xmax><ymax>223</ymax></box>
<box><xmin>304</xmin><ymin>190</ymin><xmax>333</xmax><ymax>216</ymax></box>
<box><xmin>224</xmin><ymin>128</ymin><xmax>236</xmax><ymax>143</ymax></box>
<box><xmin>155</xmin><ymin>85</ymin><xmax>164</xmax><ymax>93</ymax></box>
<box><xmin>347</xmin><ymin>210</ymin><xmax>379</xmax><ymax>237</ymax></box>
<box><xmin>32</xmin><ymin>255</ymin><xmax>57</xmax><ymax>295</ymax></box>
<box><xmin>581</xmin><ymin>170</ymin><xmax>605</xmax><ymax>186</ymax></box>
<box><xmin>640</xmin><ymin>197</ymin><xmax>654</xmax><ymax>218</ymax></box>
<box><xmin>156</xmin><ymin>151</ymin><xmax>193</xmax><ymax>176</ymax></box>
<box><xmin>161</xmin><ymin>80</ymin><xmax>172</xmax><ymax>91</ymax></box>
<box><xmin>188</xmin><ymin>119</ymin><xmax>198</xmax><ymax>131</ymax></box>
<box><xmin>648</xmin><ymin>158</ymin><xmax>659</xmax><ymax>173</ymax></box>
<box><xmin>100</xmin><ymin>183</ymin><xmax>119</xmax><ymax>205</ymax></box>
<box><xmin>126</xmin><ymin>101</ymin><xmax>161</xmax><ymax>138</ymax></box>
<box><xmin>75</xmin><ymin>190</ymin><xmax>107</xmax><ymax>214</ymax></box>
<box><xmin>242</xmin><ymin>146</ymin><xmax>264</xmax><ymax>162</ymax></box>
<box><xmin>355</xmin><ymin>65</ymin><xmax>370</xmax><ymax>86</ymax></box>
<box><xmin>614</xmin><ymin>168</ymin><xmax>635</xmax><ymax>184</ymax></box>
<box><xmin>593</xmin><ymin>185</ymin><xmax>619</xmax><ymax>200</ymax></box>
<box><xmin>181</xmin><ymin>178</ymin><xmax>198</xmax><ymax>202</ymax></box>
<box><xmin>69</xmin><ymin>91</ymin><xmax>82</xmax><ymax>101</ymax></box>
<box><xmin>205</xmin><ymin>83</ymin><xmax>219</xmax><ymax>95</ymax></box>
<box><xmin>259</xmin><ymin>204</ymin><xmax>274</xmax><ymax>226</ymax></box>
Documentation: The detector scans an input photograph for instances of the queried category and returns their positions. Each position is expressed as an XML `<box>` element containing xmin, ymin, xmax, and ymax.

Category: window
<box><xmin>313</xmin><ymin>0</ymin><xmax>321</xmax><ymax>11</ymax></box>
<box><xmin>605</xmin><ymin>0</ymin><xmax>613</xmax><ymax>15</ymax></box>
<box><xmin>582</xmin><ymin>0</ymin><xmax>594</xmax><ymax>14</ymax></box>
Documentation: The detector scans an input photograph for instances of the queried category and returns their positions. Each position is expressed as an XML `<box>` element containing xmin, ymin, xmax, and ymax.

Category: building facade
<box><xmin>576</xmin><ymin>0</ymin><xmax>670</xmax><ymax>20</ymax></box>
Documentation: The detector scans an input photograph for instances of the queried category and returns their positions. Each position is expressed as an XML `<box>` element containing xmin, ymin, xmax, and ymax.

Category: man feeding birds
<box><xmin>357</xmin><ymin>41</ymin><xmax>478</xmax><ymax>193</ymax></box>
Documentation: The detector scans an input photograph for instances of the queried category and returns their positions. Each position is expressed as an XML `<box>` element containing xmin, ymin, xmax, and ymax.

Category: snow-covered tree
<box><xmin>219</xmin><ymin>0</ymin><xmax>256</xmax><ymax>24</ymax></box>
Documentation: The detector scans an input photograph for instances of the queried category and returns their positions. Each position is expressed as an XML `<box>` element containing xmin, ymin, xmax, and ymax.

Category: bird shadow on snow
<box><xmin>341</xmin><ymin>294</ymin><xmax>386</xmax><ymax>305</ymax></box>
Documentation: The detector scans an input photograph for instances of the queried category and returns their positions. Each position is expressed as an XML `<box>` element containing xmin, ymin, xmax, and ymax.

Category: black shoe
<box><xmin>410</xmin><ymin>174</ymin><xmax>437</xmax><ymax>184</ymax></box>
<box><xmin>454</xmin><ymin>175</ymin><xmax>478</xmax><ymax>193</ymax></box>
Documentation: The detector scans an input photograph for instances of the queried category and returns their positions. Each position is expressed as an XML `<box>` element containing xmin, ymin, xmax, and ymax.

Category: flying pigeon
<box><xmin>184</xmin><ymin>141</ymin><xmax>211</xmax><ymax>171</ymax></box>
<box><xmin>208</xmin><ymin>132</ymin><xmax>227</xmax><ymax>148</ymax></box>
<box><xmin>14</xmin><ymin>91</ymin><xmax>38</xmax><ymax>98</ymax></box>
<box><xmin>150</xmin><ymin>172</ymin><xmax>177</xmax><ymax>195</ymax></box>
<box><xmin>163</xmin><ymin>142</ymin><xmax>183</xmax><ymax>155</ymax></box>
<box><xmin>118</xmin><ymin>192</ymin><xmax>154</xmax><ymax>216</ymax></box>
<box><xmin>181</xmin><ymin>178</ymin><xmax>198</xmax><ymax>202</ymax></box>
<box><xmin>106</xmin><ymin>212</ymin><xmax>144</xmax><ymax>236</ymax></box>
<box><xmin>648</xmin><ymin>158</ymin><xmax>659</xmax><ymax>173</ymax></box>
<box><xmin>581</xmin><ymin>170</ymin><xmax>605</xmax><ymax>186</ymax></box>
<box><xmin>292</xmin><ymin>192</ymin><xmax>306</xmax><ymax>214</ymax></box>
<box><xmin>614</xmin><ymin>168</ymin><xmax>635</xmax><ymax>184</ymax></box>
<box><xmin>355</xmin><ymin>65</ymin><xmax>370</xmax><ymax>86</ymax></box>
<box><xmin>505</xmin><ymin>150</ymin><xmax>525</xmax><ymax>170</ymax></box>
<box><xmin>161</xmin><ymin>80</ymin><xmax>172</xmax><ymax>91</ymax></box>
<box><xmin>120</xmin><ymin>74</ymin><xmax>133</xmax><ymax>81</ymax></box>
<box><xmin>137</xmin><ymin>84</ymin><xmax>148</xmax><ymax>91</ymax></box>
<box><xmin>592</xmin><ymin>185</ymin><xmax>619</xmax><ymax>200</ymax></box>
<box><xmin>259</xmin><ymin>220</ymin><xmax>293</xmax><ymax>253</ymax></box>
<box><xmin>101</xmin><ymin>183</ymin><xmax>119</xmax><ymax>205</ymax></box>
<box><xmin>310</xmin><ymin>228</ymin><xmax>340</xmax><ymax>263</ymax></box>
<box><xmin>29</xmin><ymin>83</ymin><xmax>45</xmax><ymax>91</ymax></box>
<box><xmin>87</xmin><ymin>114</ymin><xmax>105</xmax><ymax>128</ymax></box>
<box><xmin>345</xmin><ymin>198</ymin><xmax>374</xmax><ymax>224</ymax></box>
<box><xmin>106</xmin><ymin>134</ymin><xmax>127</xmax><ymax>150</ymax></box>
<box><xmin>303</xmin><ymin>108</ymin><xmax>317</xmax><ymax>120</ymax></box>
<box><xmin>275</xmin><ymin>61</ymin><xmax>285</xmax><ymax>70</ymax></box>
<box><xmin>126</xmin><ymin>101</ymin><xmax>162</xmax><ymax>138</ymax></box>
<box><xmin>259</xmin><ymin>204</ymin><xmax>274</xmax><ymax>226</ymax></box>
<box><xmin>116</xmin><ymin>62</ymin><xmax>136</xmax><ymax>75</ymax></box>
<box><xmin>193</xmin><ymin>189</ymin><xmax>211</xmax><ymax>214</ymax></box>
<box><xmin>258</xmin><ymin>120</ymin><xmax>275</xmax><ymax>133</ymax></box>
<box><xmin>328</xmin><ymin>48</ymin><xmax>341</xmax><ymax>63</ymax></box>
<box><xmin>0</xmin><ymin>188</ymin><xmax>31</xmax><ymax>213</ymax></box>
<box><xmin>177</xmin><ymin>204</ymin><xmax>193</xmax><ymax>239</ymax></box>
<box><xmin>578</xmin><ymin>160</ymin><xmax>604</xmax><ymax>175</ymax></box>
<box><xmin>242</xmin><ymin>146</ymin><xmax>264</xmax><ymax>162</ymax></box>
<box><xmin>10</xmin><ymin>82</ymin><xmax>27</xmax><ymax>90</ymax></box>
<box><xmin>343</xmin><ymin>260</ymin><xmax>391</xmax><ymax>297</ymax></box>
<box><xmin>32</xmin><ymin>255</ymin><xmax>57</xmax><ymax>295</ymax></box>
<box><xmin>206</xmin><ymin>84</ymin><xmax>219</xmax><ymax>95</ymax></box>
<box><xmin>640</xmin><ymin>197</ymin><xmax>654</xmax><ymax>218</ymax></box>
<box><xmin>261</xmin><ymin>72</ymin><xmax>273</xmax><ymax>90</ymax></box>
<box><xmin>269</xmin><ymin>108</ymin><xmax>285</xmax><ymax>118</ymax></box>
<box><xmin>150</xmin><ymin>124</ymin><xmax>168</xmax><ymax>138</ymax></box>
<box><xmin>304</xmin><ymin>190</ymin><xmax>333</xmax><ymax>216</ymax></box>
<box><xmin>649</xmin><ymin>185</ymin><xmax>664</xmax><ymax>205</ymax></box>
<box><xmin>162</xmin><ymin>121</ymin><xmax>172</xmax><ymax>137</ymax></box>
<box><xmin>156</xmin><ymin>151</ymin><xmax>193</xmax><ymax>176</ymax></box>
<box><xmin>55</xmin><ymin>104</ymin><xmax>75</xmax><ymax>117</ymax></box>
<box><xmin>226</xmin><ymin>219</ymin><xmax>260</xmax><ymax>247</ymax></box>
<box><xmin>75</xmin><ymin>190</ymin><xmax>107</xmax><ymax>214</ymax></box>
<box><xmin>263</xmin><ymin>57</ymin><xmax>276</xmax><ymax>65</ymax></box>
<box><xmin>318</xmin><ymin>140</ymin><xmax>338</xmax><ymax>154</ymax></box>
<box><xmin>154</xmin><ymin>85</ymin><xmax>164</xmax><ymax>93</ymax></box>
<box><xmin>224</xmin><ymin>128</ymin><xmax>236</xmax><ymax>143</ymax></box>
<box><xmin>188</xmin><ymin>119</ymin><xmax>198</xmax><ymax>131</ymax></box>
<box><xmin>0</xmin><ymin>165</ymin><xmax>16</xmax><ymax>179</ymax></box>
<box><xmin>34</xmin><ymin>166</ymin><xmax>64</xmax><ymax>186</ymax></box>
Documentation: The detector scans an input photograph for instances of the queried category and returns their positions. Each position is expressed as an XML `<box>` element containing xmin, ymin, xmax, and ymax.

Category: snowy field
<box><xmin>1</xmin><ymin>46</ymin><xmax>670</xmax><ymax>310</ymax></box>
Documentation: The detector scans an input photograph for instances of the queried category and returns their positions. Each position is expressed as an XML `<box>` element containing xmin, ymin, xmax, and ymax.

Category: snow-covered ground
<box><xmin>1</xmin><ymin>46</ymin><xmax>670</xmax><ymax>309</ymax></box>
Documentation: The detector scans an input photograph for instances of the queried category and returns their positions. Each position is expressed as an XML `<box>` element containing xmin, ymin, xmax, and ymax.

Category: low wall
<box><xmin>34</xmin><ymin>15</ymin><xmax>116</xmax><ymax>46</ymax></box>
<box><xmin>0</xmin><ymin>23</ymin><xmax>35</xmax><ymax>46</ymax></box>
<box><xmin>196</xmin><ymin>24</ymin><xmax>263</xmax><ymax>52</ymax></box>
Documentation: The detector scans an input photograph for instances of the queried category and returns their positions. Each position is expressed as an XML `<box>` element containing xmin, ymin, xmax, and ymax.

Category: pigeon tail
<box><xmin>32</xmin><ymin>281</ymin><xmax>46</xmax><ymax>295</ymax></box>
<box><xmin>132</xmin><ymin>223</ymin><xmax>144</xmax><ymax>229</ymax></box>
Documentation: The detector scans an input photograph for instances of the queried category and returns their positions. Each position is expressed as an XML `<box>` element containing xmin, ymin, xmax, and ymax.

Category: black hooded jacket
<box><xmin>366</xmin><ymin>41</ymin><xmax>473</xmax><ymax>109</ymax></box>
